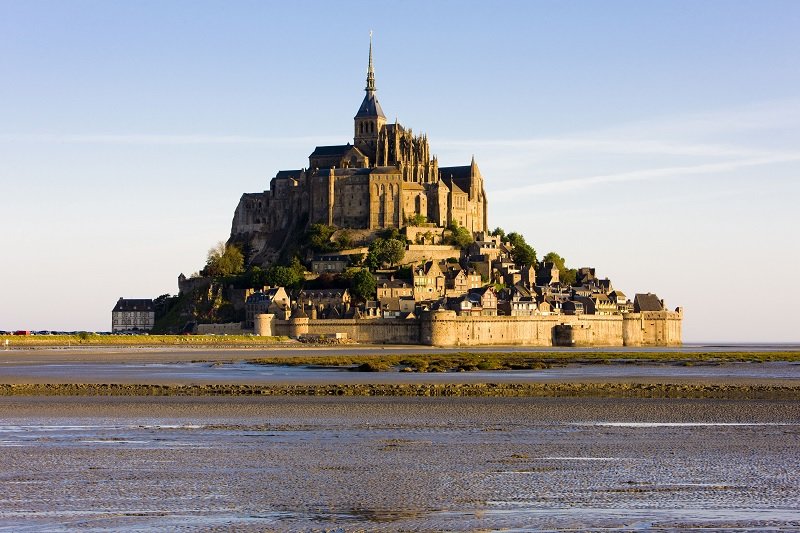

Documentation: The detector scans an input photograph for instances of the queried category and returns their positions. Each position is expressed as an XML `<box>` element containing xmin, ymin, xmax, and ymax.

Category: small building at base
<box><xmin>111</xmin><ymin>298</ymin><xmax>155</xmax><ymax>332</ymax></box>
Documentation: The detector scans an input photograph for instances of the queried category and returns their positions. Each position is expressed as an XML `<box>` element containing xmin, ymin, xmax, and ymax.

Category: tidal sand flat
<box><xmin>0</xmin><ymin>396</ymin><xmax>798</xmax><ymax>531</ymax></box>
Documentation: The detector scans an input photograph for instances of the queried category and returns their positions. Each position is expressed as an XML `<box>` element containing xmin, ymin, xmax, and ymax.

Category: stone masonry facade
<box><xmin>230</xmin><ymin>36</ymin><xmax>488</xmax><ymax>266</ymax></box>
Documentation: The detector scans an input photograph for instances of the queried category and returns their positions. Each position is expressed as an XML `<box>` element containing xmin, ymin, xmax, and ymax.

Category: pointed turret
<box><xmin>355</xmin><ymin>31</ymin><xmax>385</xmax><ymax>120</ymax></box>
<box><xmin>354</xmin><ymin>31</ymin><xmax>386</xmax><ymax>159</ymax></box>
<box><xmin>366</xmin><ymin>31</ymin><xmax>376</xmax><ymax>93</ymax></box>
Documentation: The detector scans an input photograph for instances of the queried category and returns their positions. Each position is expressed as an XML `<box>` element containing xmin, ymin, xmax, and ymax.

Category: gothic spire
<box><xmin>354</xmin><ymin>31</ymin><xmax>385</xmax><ymax>119</ymax></box>
<box><xmin>366</xmin><ymin>30</ymin><xmax>376</xmax><ymax>92</ymax></box>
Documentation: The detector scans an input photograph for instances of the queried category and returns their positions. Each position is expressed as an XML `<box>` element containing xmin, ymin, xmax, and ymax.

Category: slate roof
<box><xmin>378</xmin><ymin>279</ymin><xmax>411</xmax><ymax>289</ymax></box>
<box><xmin>112</xmin><ymin>298</ymin><xmax>154</xmax><ymax>313</ymax></box>
<box><xmin>298</xmin><ymin>289</ymin><xmax>349</xmax><ymax>299</ymax></box>
<box><xmin>310</xmin><ymin>145</ymin><xmax>352</xmax><ymax>158</ymax></box>
<box><xmin>275</xmin><ymin>170</ymin><xmax>302</xmax><ymax>180</ymax></box>
<box><xmin>355</xmin><ymin>91</ymin><xmax>385</xmax><ymax>119</ymax></box>
<box><xmin>469</xmin><ymin>286</ymin><xmax>496</xmax><ymax>298</ymax></box>
<box><xmin>512</xmin><ymin>283</ymin><xmax>533</xmax><ymax>298</ymax></box>
<box><xmin>634</xmin><ymin>293</ymin><xmax>664</xmax><ymax>312</ymax></box>
<box><xmin>439</xmin><ymin>165</ymin><xmax>471</xmax><ymax>180</ymax></box>
<box><xmin>381</xmin><ymin>297</ymin><xmax>401</xmax><ymax>312</ymax></box>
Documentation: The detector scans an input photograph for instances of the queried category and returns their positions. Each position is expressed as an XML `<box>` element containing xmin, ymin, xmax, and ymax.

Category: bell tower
<box><xmin>354</xmin><ymin>31</ymin><xmax>386</xmax><ymax>161</ymax></box>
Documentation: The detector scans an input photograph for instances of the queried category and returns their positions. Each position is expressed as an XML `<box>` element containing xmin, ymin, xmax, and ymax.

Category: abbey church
<box><xmin>230</xmin><ymin>37</ymin><xmax>488</xmax><ymax>265</ymax></box>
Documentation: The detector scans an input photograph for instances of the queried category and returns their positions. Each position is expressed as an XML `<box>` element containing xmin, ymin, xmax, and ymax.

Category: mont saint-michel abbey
<box><xmin>231</xmin><ymin>38</ymin><xmax>487</xmax><ymax>264</ymax></box>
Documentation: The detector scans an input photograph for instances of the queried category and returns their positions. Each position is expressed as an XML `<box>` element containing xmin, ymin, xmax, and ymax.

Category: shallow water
<box><xmin>1</xmin><ymin>360</ymin><xmax>798</xmax><ymax>385</ymax></box>
<box><xmin>0</xmin><ymin>397</ymin><xmax>798</xmax><ymax>531</ymax></box>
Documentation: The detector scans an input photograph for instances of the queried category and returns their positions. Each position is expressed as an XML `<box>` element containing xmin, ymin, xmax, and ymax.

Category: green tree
<box><xmin>265</xmin><ymin>265</ymin><xmax>301</xmax><ymax>288</ymax></box>
<box><xmin>205</xmin><ymin>242</ymin><xmax>245</xmax><ymax>278</ymax></box>
<box><xmin>512</xmin><ymin>243</ymin><xmax>537</xmax><ymax>267</ymax></box>
<box><xmin>289</xmin><ymin>256</ymin><xmax>306</xmax><ymax>277</ymax></box>
<box><xmin>561</xmin><ymin>268</ymin><xmax>578</xmax><ymax>286</ymax></box>
<box><xmin>490</xmin><ymin>227</ymin><xmax>506</xmax><ymax>241</ymax></box>
<box><xmin>366</xmin><ymin>238</ymin><xmax>385</xmax><ymax>270</ymax></box>
<box><xmin>382</xmin><ymin>239</ymin><xmax>405</xmax><ymax>266</ymax></box>
<box><xmin>350</xmin><ymin>269</ymin><xmax>377</xmax><ymax>301</ymax></box>
<box><xmin>543</xmin><ymin>252</ymin><xmax>566</xmax><ymax>271</ymax></box>
<box><xmin>543</xmin><ymin>251</ymin><xmax>577</xmax><ymax>285</ymax></box>
<box><xmin>376</xmin><ymin>227</ymin><xmax>403</xmax><ymax>242</ymax></box>
<box><xmin>506</xmin><ymin>232</ymin><xmax>524</xmax><ymax>248</ymax></box>
<box><xmin>506</xmin><ymin>232</ymin><xmax>537</xmax><ymax>267</ymax></box>
<box><xmin>304</xmin><ymin>224</ymin><xmax>337</xmax><ymax>253</ymax></box>
<box><xmin>334</xmin><ymin>229</ymin><xmax>353</xmax><ymax>250</ymax></box>
<box><xmin>406</xmin><ymin>214</ymin><xmax>427</xmax><ymax>226</ymax></box>
<box><xmin>446</xmin><ymin>222</ymin><xmax>473</xmax><ymax>249</ymax></box>
<box><xmin>366</xmin><ymin>237</ymin><xmax>406</xmax><ymax>268</ymax></box>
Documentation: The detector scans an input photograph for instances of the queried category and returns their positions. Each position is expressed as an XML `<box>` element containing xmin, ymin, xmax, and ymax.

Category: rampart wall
<box><xmin>621</xmin><ymin>309</ymin><xmax>683</xmax><ymax>347</ymax></box>
<box><xmin>401</xmin><ymin>245</ymin><xmax>460</xmax><ymax>265</ymax></box>
<box><xmin>271</xmin><ymin>318</ymin><xmax>421</xmax><ymax>344</ymax></box>
<box><xmin>257</xmin><ymin>310</ymin><xmax>683</xmax><ymax>346</ymax></box>
<box><xmin>196</xmin><ymin>322</ymin><xmax>247</xmax><ymax>335</ymax></box>
<box><xmin>421</xmin><ymin>312</ymin><xmax>625</xmax><ymax>347</ymax></box>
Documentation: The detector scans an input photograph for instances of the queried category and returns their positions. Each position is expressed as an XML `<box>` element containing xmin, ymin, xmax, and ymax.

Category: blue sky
<box><xmin>1</xmin><ymin>1</ymin><xmax>798</xmax><ymax>341</ymax></box>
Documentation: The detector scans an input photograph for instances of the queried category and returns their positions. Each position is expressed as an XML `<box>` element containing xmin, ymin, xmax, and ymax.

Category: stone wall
<box><xmin>196</xmin><ymin>322</ymin><xmax>247</xmax><ymax>335</ymax></box>
<box><xmin>261</xmin><ymin>311</ymin><xmax>682</xmax><ymax>347</ymax></box>
<box><xmin>254</xmin><ymin>314</ymin><xmax>275</xmax><ymax>336</ymax></box>
<box><xmin>273</xmin><ymin>318</ymin><xmax>421</xmax><ymax>344</ymax></box>
<box><xmin>422</xmin><ymin>311</ymin><xmax>626</xmax><ymax>347</ymax></box>
<box><xmin>402</xmin><ymin>245</ymin><xmax>461</xmax><ymax>266</ymax></box>
<box><xmin>621</xmin><ymin>309</ymin><xmax>683</xmax><ymax>347</ymax></box>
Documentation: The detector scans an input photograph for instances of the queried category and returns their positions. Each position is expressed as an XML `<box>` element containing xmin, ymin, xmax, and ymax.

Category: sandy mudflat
<box><xmin>0</xmin><ymin>396</ymin><xmax>798</xmax><ymax>531</ymax></box>
<box><xmin>1</xmin><ymin>348</ymin><xmax>798</xmax><ymax>529</ymax></box>
<box><xmin>1</xmin><ymin>346</ymin><xmax>799</xmax><ymax>392</ymax></box>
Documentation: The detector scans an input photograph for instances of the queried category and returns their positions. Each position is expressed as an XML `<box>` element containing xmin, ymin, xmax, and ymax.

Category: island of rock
<box><xmin>157</xmin><ymin>36</ymin><xmax>683</xmax><ymax>347</ymax></box>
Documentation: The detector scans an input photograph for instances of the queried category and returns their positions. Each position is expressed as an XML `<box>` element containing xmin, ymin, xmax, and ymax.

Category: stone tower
<box><xmin>353</xmin><ymin>32</ymin><xmax>386</xmax><ymax>162</ymax></box>
<box><xmin>230</xmin><ymin>35</ymin><xmax>489</xmax><ymax>265</ymax></box>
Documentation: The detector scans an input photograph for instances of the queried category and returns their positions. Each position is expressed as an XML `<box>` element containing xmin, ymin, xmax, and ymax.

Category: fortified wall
<box><xmin>256</xmin><ymin>309</ymin><xmax>683</xmax><ymax>347</ymax></box>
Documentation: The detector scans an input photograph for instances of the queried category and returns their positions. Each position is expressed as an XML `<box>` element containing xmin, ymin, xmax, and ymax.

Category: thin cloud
<box><xmin>439</xmin><ymin>99</ymin><xmax>800</xmax><ymax>161</ymax></box>
<box><xmin>437</xmin><ymin>137</ymin><xmax>775</xmax><ymax>159</ymax></box>
<box><xmin>0</xmin><ymin>133</ymin><xmax>341</xmax><ymax>145</ymax></box>
<box><xmin>492</xmin><ymin>153</ymin><xmax>800</xmax><ymax>200</ymax></box>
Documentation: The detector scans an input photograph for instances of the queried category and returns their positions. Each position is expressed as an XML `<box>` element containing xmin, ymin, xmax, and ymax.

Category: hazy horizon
<box><xmin>1</xmin><ymin>1</ymin><xmax>798</xmax><ymax>342</ymax></box>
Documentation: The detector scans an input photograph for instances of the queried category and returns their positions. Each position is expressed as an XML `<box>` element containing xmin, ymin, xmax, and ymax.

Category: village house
<box><xmin>590</xmin><ymin>293</ymin><xmax>617</xmax><ymax>315</ymax></box>
<box><xmin>468</xmin><ymin>232</ymin><xmax>503</xmax><ymax>262</ymax></box>
<box><xmin>536</xmin><ymin>261</ymin><xmax>560</xmax><ymax>286</ymax></box>
<box><xmin>447</xmin><ymin>294</ymin><xmax>478</xmax><ymax>316</ymax></box>
<box><xmin>296</xmin><ymin>288</ymin><xmax>351</xmax><ymax>309</ymax></box>
<box><xmin>245</xmin><ymin>287</ymin><xmax>291</xmax><ymax>327</ymax></box>
<box><xmin>468</xmin><ymin>286</ymin><xmax>498</xmax><ymax>316</ymax></box>
<box><xmin>413</xmin><ymin>261</ymin><xmax>445</xmax><ymax>301</ymax></box>
<box><xmin>111</xmin><ymin>298</ymin><xmax>155</xmax><ymax>332</ymax></box>
<box><xmin>634</xmin><ymin>293</ymin><xmax>665</xmax><ymax>312</ymax></box>
<box><xmin>562</xmin><ymin>300</ymin><xmax>584</xmax><ymax>315</ymax></box>
<box><xmin>498</xmin><ymin>292</ymin><xmax>538</xmax><ymax>316</ymax></box>
<box><xmin>376</xmin><ymin>278</ymin><xmax>413</xmax><ymax>300</ymax></box>
<box><xmin>442</xmin><ymin>266</ymin><xmax>481</xmax><ymax>297</ymax></box>
<box><xmin>380</xmin><ymin>296</ymin><xmax>416</xmax><ymax>319</ymax></box>
<box><xmin>311</xmin><ymin>255</ymin><xmax>351</xmax><ymax>274</ymax></box>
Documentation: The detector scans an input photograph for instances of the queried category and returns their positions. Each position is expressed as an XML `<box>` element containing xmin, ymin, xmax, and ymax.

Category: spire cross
<box><xmin>366</xmin><ymin>31</ymin><xmax>376</xmax><ymax>92</ymax></box>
